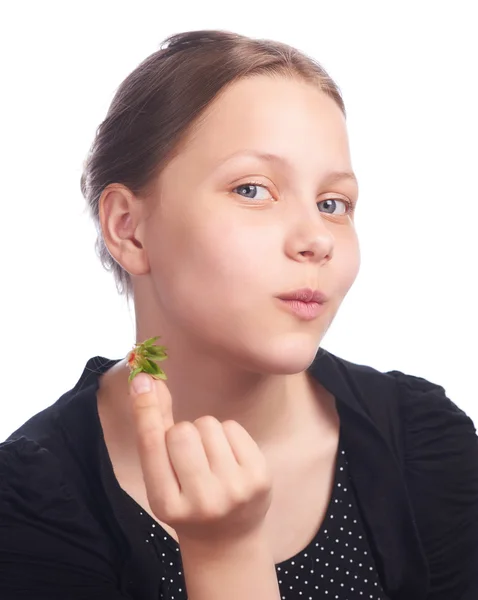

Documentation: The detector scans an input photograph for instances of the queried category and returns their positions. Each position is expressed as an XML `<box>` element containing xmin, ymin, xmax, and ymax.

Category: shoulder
<box><xmin>0</xmin><ymin>435</ymin><xmax>65</xmax><ymax>500</ymax></box>
<box><xmin>381</xmin><ymin>369</ymin><xmax>478</xmax><ymax>598</ymax></box>
<box><xmin>322</xmin><ymin>349</ymin><xmax>476</xmax><ymax>460</ymax></box>
<box><xmin>0</xmin><ymin>435</ymin><xmax>122</xmax><ymax>594</ymax></box>
<box><xmin>0</xmin><ymin>356</ymin><xmax>116</xmax><ymax>538</ymax></box>
<box><xmin>383</xmin><ymin>368</ymin><xmax>477</xmax><ymax>468</ymax></box>
<box><xmin>332</xmin><ymin>352</ymin><xmax>477</xmax><ymax>505</ymax></box>
<box><xmin>0</xmin><ymin>435</ymin><xmax>92</xmax><ymax>532</ymax></box>
<box><xmin>321</xmin><ymin>350</ymin><xmax>478</xmax><ymax>597</ymax></box>
<box><xmin>314</xmin><ymin>350</ymin><xmax>478</xmax><ymax>596</ymax></box>
<box><xmin>0</xmin><ymin>435</ymin><xmax>81</xmax><ymax>546</ymax></box>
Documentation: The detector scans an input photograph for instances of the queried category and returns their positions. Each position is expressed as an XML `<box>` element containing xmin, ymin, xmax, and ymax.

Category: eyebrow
<box><xmin>217</xmin><ymin>149</ymin><xmax>358</xmax><ymax>186</ymax></box>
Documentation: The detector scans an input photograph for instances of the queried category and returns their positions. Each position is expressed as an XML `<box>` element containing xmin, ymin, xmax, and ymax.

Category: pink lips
<box><xmin>278</xmin><ymin>288</ymin><xmax>328</xmax><ymax>304</ymax></box>
<box><xmin>276</xmin><ymin>288</ymin><xmax>327</xmax><ymax>321</ymax></box>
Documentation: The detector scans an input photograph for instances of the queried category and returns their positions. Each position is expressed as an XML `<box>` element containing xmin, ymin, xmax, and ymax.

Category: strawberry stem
<box><xmin>127</xmin><ymin>336</ymin><xmax>168</xmax><ymax>382</ymax></box>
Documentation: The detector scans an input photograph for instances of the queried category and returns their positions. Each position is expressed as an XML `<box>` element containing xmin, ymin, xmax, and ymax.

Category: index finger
<box><xmin>129</xmin><ymin>373</ymin><xmax>180</xmax><ymax>506</ymax></box>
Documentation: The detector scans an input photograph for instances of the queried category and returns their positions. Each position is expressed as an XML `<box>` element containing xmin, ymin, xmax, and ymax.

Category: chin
<box><xmin>232</xmin><ymin>333</ymin><xmax>322</xmax><ymax>376</ymax></box>
<box><xmin>262</xmin><ymin>353</ymin><xmax>319</xmax><ymax>376</ymax></box>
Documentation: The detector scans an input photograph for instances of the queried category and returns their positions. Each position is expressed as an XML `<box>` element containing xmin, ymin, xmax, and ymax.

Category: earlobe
<box><xmin>99</xmin><ymin>184</ymin><xmax>150</xmax><ymax>276</ymax></box>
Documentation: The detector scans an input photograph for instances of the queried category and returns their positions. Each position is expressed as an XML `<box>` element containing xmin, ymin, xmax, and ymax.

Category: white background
<box><xmin>1</xmin><ymin>1</ymin><xmax>476</xmax><ymax>440</ymax></box>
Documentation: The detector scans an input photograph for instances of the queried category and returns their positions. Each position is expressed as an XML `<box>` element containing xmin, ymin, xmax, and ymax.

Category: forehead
<box><xmin>184</xmin><ymin>75</ymin><xmax>351</xmax><ymax>167</ymax></box>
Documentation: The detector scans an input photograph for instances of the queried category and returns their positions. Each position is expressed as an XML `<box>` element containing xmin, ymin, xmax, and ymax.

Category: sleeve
<box><xmin>0</xmin><ymin>436</ymin><xmax>131</xmax><ymax>600</ymax></box>
<box><xmin>392</xmin><ymin>371</ymin><xmax>478</xmax><ymax>600</ymax></box>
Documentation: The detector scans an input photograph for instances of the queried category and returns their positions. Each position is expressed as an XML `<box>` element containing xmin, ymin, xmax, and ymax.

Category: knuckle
<box><xmin>150</xmin><ymin>494</ymin><xmax>181</xmax><ymax>522</ymax></box>
<box><xmin>194</xmin><ymin>489</ymin><xmax>228</xmax><ymax>519</ymax></box>
<box><xmin>193</xmin><ymin>415</ymin><xmax>221</xmax><ymax>429</ymax></box>
<box><xmin>138</xmin><ymin>430</ymin><xmax>160</xmax><ymax>453</ymax></box>
<box><xmin>255</xmin><ymin>456</ymin><xmax>273</xmax><ymax>486</ymax></box>
<box><xmin>228</xmin><ymin>482</ymin><xmax>250</xmax><ymax>504</ymax></box>
<box><xmin>132</xmin><ymin>393</ymin><xmax>154</xmax><ymax>410</ymax></box>
<box><xmin>201</xmin><ymin>502</ymin><xmax>226</xmax><ymax>520</ymax></box>
<box><xmin>244</xmin><ymin>458</ymin><xmax>273</xmax><ymax>494</ymax></box>
<box><xmin>227</xmin><ymin>470</ymin><xmax>266</xmax><ymax>501</ymax></box>
<box><xmin>222</xmin><ymin>419</ymin><xmax>243</xmax><ymax>433</ymax></box>
<box><xmin>252</xmin><ymin>469</ymin><xmax>273</xmax><ymax>494</ymax></box>
<box><xmin>238</xmin><ymin>473</ymin><xmax>271</xmax><ymax>501</ymax></box>
<box><xmin>166</xmin><ymin>421</ymin><xmax>196</xmax><ymax>442</ymax></box>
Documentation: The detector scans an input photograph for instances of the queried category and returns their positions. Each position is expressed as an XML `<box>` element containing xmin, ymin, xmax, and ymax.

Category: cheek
<box><xmin>185</xmin><ymin>226</ymin><xmax>269</xmax><ymax>295</ymax></box>
<box><xmin>149</xmin><ymin>213</ymin><xmax>270</xmax><ymax>310</ymax></box>
<box><xmin>153</xmin><ymin>228</ymin><xmax>267</xmax><ymax>340</ymax></box>
<box><xmin>337</xmin><ymin>235</ymin><xmax>361</xmax><ymax>293</ymax></box>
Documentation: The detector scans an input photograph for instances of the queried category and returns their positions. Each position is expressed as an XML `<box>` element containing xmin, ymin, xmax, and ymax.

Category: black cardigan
<box><xmin>1</xmin><ymin>348</ymin><xmax>477</xmax><ymax>599</ymax></box>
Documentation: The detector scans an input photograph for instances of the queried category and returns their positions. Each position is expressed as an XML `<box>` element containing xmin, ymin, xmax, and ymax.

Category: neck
<box><xmin>99</xmin><ymin>349</ymin><xmax>338</xmax><ymax>459</ymax></box>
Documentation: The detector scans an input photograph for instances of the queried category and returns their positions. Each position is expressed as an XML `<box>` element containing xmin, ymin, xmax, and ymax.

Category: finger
<box><xmin>221</xmin><ymin>420</ymin><xmax>267</xmax><ymax>472</ymax></box>
<box><xmin>165</xmin><ymin>422</ymin><xmax>213</xmax><ymax>499</ymax></box>
<box><xmin>193</xmin><ymin>416</ymin><xmax>242</xmax><ymax>478</ymax></box>
<box><xmin>129</xmin><ymin>373</ymin><xmax>181</xmax><ymax>507</ymax></box>
<box><xmin>154</xmin><ymin>377</ymin><xmax>175</xmax><ymax>431</ymax></box>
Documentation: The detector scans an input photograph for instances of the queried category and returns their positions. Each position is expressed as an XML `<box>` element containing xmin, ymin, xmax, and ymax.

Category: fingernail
<box><xmin>131</xmin><ymin>373</ymin><xmax>152</xmax><ymax>394</ymax></box>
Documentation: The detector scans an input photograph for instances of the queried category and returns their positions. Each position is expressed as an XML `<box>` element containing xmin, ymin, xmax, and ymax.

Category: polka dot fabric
<box><xmin>125</xmin><ymin>437</ymin><xmax>389</xmax><ymax>599</ymax></box>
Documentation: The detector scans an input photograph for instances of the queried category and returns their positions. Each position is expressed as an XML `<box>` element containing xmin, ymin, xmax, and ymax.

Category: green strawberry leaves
<box><xmin>127</xmin><ymin>336</ymin><xmax>168</xmax><ymax>382</ymax></box>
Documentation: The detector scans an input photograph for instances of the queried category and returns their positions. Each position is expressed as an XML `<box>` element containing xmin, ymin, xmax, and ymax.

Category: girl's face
<box><xmin>137</xmin><ymin>75</ymin><xmax>360</xmax><ymax>375</ymax></box>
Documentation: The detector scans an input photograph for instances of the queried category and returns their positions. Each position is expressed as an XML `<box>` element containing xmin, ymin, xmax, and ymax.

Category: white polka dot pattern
<box><xmin>131</xmin><ymin>440</ymin><xmax>389</xmax><ymax>599</ymax></box>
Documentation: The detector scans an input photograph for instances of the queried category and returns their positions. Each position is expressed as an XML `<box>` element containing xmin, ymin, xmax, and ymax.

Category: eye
<box><xmin>233</xmin><ymin>183</ymin><xmax>272</xmax><ymax>201</ymax></box>
<box><xmin>319</xmin><ymin>197</ymin><xmax>356</xmax><ymax>216</ymax></box>
<box><xmin>232</xmin><ymin>182</ymin><xmax>356</xmax><ymax>216</ymax></box>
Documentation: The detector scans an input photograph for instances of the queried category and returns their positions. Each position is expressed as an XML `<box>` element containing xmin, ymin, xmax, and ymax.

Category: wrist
<box><xmin>178</xmin><ymin>526</ymin><xmax>270</xmax><ymax>561</ymax></box>
<box><xmin>178</xmin><ymin>528</ymin><xmax>280</xmax><ymax>600</ymax></box>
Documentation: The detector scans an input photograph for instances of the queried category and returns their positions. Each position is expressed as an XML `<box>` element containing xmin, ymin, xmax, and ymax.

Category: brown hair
<box><xmin>80</xmin><ymin>29</ymin><xmax>346</xmax><ymax>303</ymax></box>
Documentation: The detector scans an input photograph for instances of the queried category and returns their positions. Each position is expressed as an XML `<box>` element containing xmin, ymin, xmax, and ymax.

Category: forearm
<box><xmin>179</xmin><ymin>532</ymin><xmax>281</xmax><ymax>600</ymax></box>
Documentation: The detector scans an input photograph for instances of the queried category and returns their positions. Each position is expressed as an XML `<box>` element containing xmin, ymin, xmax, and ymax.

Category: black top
<box><xmin>126</xmin><ymin>433</ymin><xmax>389</xmax><ymax>600</ymax></box>
<box><xmin>1</xmin><ymin>348</ymin><xmax>477</xmax><ymax>600</ymax></box>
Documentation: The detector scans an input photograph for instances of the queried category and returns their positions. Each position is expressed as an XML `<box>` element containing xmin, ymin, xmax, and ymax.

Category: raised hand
<box><xmin>129</xmin><ymin>372</ymin><xmax>274</xmax><ymax>546</ymax></box>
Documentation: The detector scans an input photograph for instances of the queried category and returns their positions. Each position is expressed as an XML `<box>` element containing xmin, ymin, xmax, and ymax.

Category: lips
<box><xmin>277</xmin><ymin>287</ymin><xmax>328</xmax><ymax>304</ymax></box>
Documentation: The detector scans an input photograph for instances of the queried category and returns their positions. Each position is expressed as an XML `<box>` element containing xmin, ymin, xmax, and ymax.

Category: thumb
<box><xmin>129</xmin><ymin>372</ymin><xmax>175</xmax><ymax>430</ymax></box>
<box><xmin>130</xmin><ymin>372</ymin><xmax>152</xmax><ymax>395</ymax></box>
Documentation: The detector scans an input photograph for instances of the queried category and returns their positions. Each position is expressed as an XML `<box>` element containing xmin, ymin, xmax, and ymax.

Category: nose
<box><xmin>285</xmin><ymin>212</ymin><xmax>334</xmax><ymax>264</ymax></box>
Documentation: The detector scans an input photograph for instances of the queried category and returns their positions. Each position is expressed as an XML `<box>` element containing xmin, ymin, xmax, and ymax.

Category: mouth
<box><xmin>277</xmin><ymin>287</ymin><xmax>328</xmax><ymax>304</ymax></box>
<box><xmin>276</xmin><ymin>288</ymin><xmax>327</xmax><ymax>321</ymax></box>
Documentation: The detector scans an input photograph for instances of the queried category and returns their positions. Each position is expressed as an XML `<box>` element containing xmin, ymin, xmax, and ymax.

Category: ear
<box><xmin>99</xmin><ymin>184</ymin><xmax>150</xmax><ymax>276</ymax></box>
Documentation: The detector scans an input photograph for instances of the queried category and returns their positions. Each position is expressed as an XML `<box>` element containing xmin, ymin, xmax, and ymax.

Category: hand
<box><xmin>129</xmin><ymin>373</ymin><xmax>274</xmax><ymax>546</ymax></box>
